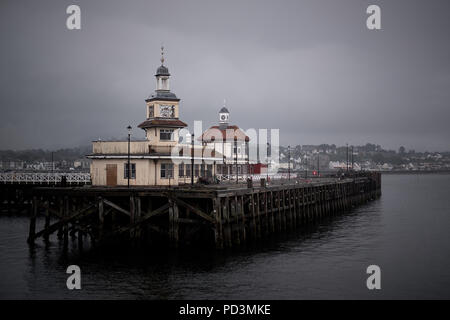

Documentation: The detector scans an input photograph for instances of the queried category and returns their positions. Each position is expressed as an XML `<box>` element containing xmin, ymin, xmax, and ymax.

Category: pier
<box><xmin>1</xmin><ymin>172</ymin><xmax>382</xmax><ymax>249</ymax></box>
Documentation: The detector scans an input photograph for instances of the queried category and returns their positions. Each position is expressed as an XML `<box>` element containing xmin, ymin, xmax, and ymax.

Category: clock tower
<box><xmin>138</xmin><ymin>47</ymin><xmax>187</xmax><ymax>145</ymax></box>
<box><xmin>219</xmin><ymin>106</ymin><xmax>229</xmax><ymax>130</ymax></box>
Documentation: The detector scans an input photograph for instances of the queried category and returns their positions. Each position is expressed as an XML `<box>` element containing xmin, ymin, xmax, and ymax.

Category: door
<box><xmin>106</xmin><ymin>164</ymin><xmax>117</xmax><ymax>186</ymax></box>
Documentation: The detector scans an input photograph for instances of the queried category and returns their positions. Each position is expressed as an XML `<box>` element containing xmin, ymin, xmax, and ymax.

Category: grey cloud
<box><xmin>0</xmin><ymin>0</ymin><xmax>449</xmax><ymax>151</ymax></box>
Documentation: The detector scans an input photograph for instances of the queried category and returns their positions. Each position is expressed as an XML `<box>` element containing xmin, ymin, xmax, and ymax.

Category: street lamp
<box><xmin>351</xmin><ymin>145</ymin><xmax>354</xmax><ymax>171</ymax></box>
<box><xmin>191</xmin><ymin>133</ymin><xmax>194</xmax><ymax>186</ymax></box>
<box><xmin>127</xmin><ymin>125</ymin><xmax>132</xmax><ymax>188</ymax></box>
<box><xmin>266</xmin><ymin>142</ymin><xmax>270</xmax><ymax>182</ymax></box>
<box><xmin>305</xmin><ymin>156</ymin><xmax>308</xmax><ymax>179</ymax></box>
<box><xmin>288</xmin><ymin>145</ymin><xmax>291</xmax><ymax>181</ymax></box>
<box><xmin>317</xmin><ymin>153</ymin><xmax>320</xmax><ymax>177</ymax></box>
<box><xmin>346</xmin><ymin>143</ymin><xmax>349</xmax><ymax>173</ymax></box>
<box><xmin>234</xmin><ymin>137</ymin><xmax>238</xmax><ymax>184</ymax></box>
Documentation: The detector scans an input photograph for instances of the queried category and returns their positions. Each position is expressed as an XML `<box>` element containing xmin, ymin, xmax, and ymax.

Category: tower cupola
<box><xmin>219</xmin><ymin>101</ymin><xmax>229</xmax><ymax>130</ymax></box>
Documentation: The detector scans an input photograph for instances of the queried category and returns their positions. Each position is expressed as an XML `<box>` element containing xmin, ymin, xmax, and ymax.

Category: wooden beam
<box><xmin>103</xmin><ymin>199</ymin><xmax>131</xmax><ymax>216</ymax></box>
<box><xmin>99</xmin><ymin>203</ymin><xmax>170</xmax><ymax>239</ymax></box>
<box><xmin>169</xmin><ymin>195</ymin><xmax>215</xmax><ymax>224</ymax></box>
<box><xmin>31</xmin><ymin>204</ymin><xmax>96</xmax><ymax>241</ymax></box>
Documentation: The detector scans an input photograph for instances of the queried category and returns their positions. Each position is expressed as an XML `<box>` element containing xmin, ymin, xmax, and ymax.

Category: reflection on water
<box><xmin>1</xmin><ymin>174</ymin><xmax>450</xmax><ymax>299</ymax></box>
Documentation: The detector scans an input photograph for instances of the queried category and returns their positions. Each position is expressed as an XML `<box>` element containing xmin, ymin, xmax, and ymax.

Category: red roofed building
<box><xmin>199</xmin><ymin>107</ymin><xmax>253</xmax><ymax>177</ymax></box>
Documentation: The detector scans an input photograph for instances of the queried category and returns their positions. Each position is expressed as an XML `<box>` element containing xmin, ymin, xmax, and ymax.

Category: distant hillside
<box><xmin>0</xmin><ymin>146</ymin><xmax>91</xmax><ymax>162</ymax></box>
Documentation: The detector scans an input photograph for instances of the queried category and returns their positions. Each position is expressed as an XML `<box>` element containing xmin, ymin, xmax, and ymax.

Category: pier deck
<box><xmin>2</xmin><ymin>173</ymin><xmax>381</xmax><ymax>249</ymax></box>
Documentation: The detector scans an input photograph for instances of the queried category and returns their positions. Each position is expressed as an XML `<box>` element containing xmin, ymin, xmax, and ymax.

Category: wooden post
<box><xmin>213</xmin><ymin>197</ymin><xmax>223</xmax><ymax>249</ymax></box>
<box><xmin>263</xmin><ymin>192</ymin><xmax>269</xmax><ymax>236</ymax></box>
<box><xmin>57</xmin><ymin>197</ymin><xmax>63</xmax><ymax>239</ymax></box>
<box><xmin>307</xmin><ymin>187</ymin><xmax>312</xmax><ymax>222</ymax></box>
<box><xmin>231</xmin><ymin>197</ymin><xmax>240</xmax><ymax>246</ymax></box>
<box><xmin>276</xmin><ymin>191</ymin><xmax>282</xmax><ymax>232</ymax></box>
<box><xmin>98</xmin><ymin>197</ymin><xmax>104</xmax><ymax>241</ymax></box>
<box><xmin>240</xmin><ymin>195</ymin><xmax>246</xmax><ymax>243</ymax></box>
<box><xmin>129</xmin><ymin>194</ymin><xmax>136</xmax><ymax>242</ymax></box>
<box><xmin>173</xmin><ymin>201</ymin><xmax>179</xmax><ymax>247</ymax></box>
<box><xmin>250</xmin><ymin>193</ymin><xmax>257</xmax><ymax>239</ymax></box>
<box><xmin>255</xmin><ymin>192</ymin><xmax>261</xmax><ymax>238</ymax></box>
<box><xmin>63</xmin><ymin>196</ymin><xmax>69</xmax><ymax>250</ymax></box>
<box><xmin>269</xmin><ymin>191</ymin><xmax>275</xmax><ymax>233</ymax></box>
<box><xmin>168</xmin><ymin>198</ymin><xmax>179</xmax><ymax>248</ymax></box>
<box><xmin>281</xmin><ymin>190</ymin><xmax>287</xmax><ymax>231</ymax></box>
<box><xmin>136</xmin><ymin>196</ymin><xmax>142</xmax><ymax>239</ymax></box>
<box><xmin>318</xmin><ymin>187</ymin><xmax>323</xmax><ymax>219</ymax></box>
<box><xmin>43</xmin><ymin>200</ymin><xmax>50</xmax><ymax>242</ymax></box>
<box><xmin>224</xmin><ymin>197</ymin><xmax>232</xmax><ymax>248</ymax></box>
<box><xmin>287</xmin><ymin>189</ymin><xmax>293</xmax><ymax>230</ymax></box>
<box><xmin>27</xmin><ymin>196</ymin><xmax>38</xmax><ymax>244</ymax></box>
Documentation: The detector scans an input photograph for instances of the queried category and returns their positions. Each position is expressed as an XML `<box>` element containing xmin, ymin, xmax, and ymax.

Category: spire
<box><xmin>155</xmin><ymin>45</ymin><xmax>170</xmax><ymax>77</ymax></box>
<box><xmin>219</xmin><ymin>98</ymin><xmax>229</xmax><ymax>114</ymax></box>
<box><xmin>160</xmin><ymin>45</ymin><xmax>165</xmax><ymax>65</ymax></box>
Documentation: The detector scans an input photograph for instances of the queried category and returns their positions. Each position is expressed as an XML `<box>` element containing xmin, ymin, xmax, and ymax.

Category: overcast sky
<box><xmin>1</xmin><ymin>0</ymin><xmax>449</xmax><ymax>152</ymax></box>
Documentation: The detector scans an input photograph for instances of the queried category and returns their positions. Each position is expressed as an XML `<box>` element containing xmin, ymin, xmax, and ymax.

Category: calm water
<box><xmin>1</xmin><ymin>174</ymin><xmax>450</xmax><ymax>299</ymax></box>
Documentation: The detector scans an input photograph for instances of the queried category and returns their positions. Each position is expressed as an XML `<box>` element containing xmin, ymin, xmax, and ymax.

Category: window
<box><xmin>160</xmin><ymin>129</ymin><xmax>174</xmax><ymax>141</ymax></box>
<box><xmin>200</xmin><ymin>164</ymin><xmax>205</xmax><ymax>176</ymax></box>
<box><xmin>160</xmin><ymin>163</ymin><xmax>174</xmax><ymax>179</ymax></box>
<box><xmin>148</xmin><ymin>105</ymin><xmax>154</xmax><ymax>118</ymax></box>
<box><xmin>207</xmin><ymin>164</ymin><xmax>213</xmax><ymax>177</ymax></box>
<box><xmin>185</xmin><ymin>164</ymin><xmax>191</xmax><ymax>177</ymax></box>
<box><xmin>179</xmin><ymin>163</ymin><xmax>184</xmax><ymax>177</ymax></box>
<box><xmin>159</xmin><ymin>105</ymin><xmax>175</xmax><ymax>118</ymax></box>
<box><xmin>194</xmin><ymin>164</ymin><xmax>200</xmax><ymax>177</ymax></box>
<box><xmin>124</xmin><ymin>163</ymin><xmax>136</xmax><ymax>179</ymax></box>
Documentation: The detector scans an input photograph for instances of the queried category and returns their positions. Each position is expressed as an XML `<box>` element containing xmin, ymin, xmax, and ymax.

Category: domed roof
<box><xmin>156</xmin><ymin>65</ymin><xmax>170</xmax><ymax>76</ymax></box>
<box><xmin>219</xmin><ymin>107</ymin><xmax>229</xmax><ymax>113</ymax></box>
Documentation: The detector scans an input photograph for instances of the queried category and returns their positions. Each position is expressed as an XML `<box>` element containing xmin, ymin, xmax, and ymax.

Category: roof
<box><xmin>219</xmin><ymin>107</ymin><xmax>229</xmax><ymax>113</ymax></box>
<box><xmin>138</xmin><ymin>119</ymin><xmax>188</xmax><ymax>129</ymax></box>
<box><xmin>199</xmin><ymin>125</ymin><xmax>250</xmax><ymax>142</ymax></box>
<box><xmin>155</xmin><ymin>65</ymin><xmax>170</xmax><ymax>76</ymax></box>
<box><xmin>146</xmin><ymin>90</ymin><xmax>179</xmax><ymax>102</ymax></box>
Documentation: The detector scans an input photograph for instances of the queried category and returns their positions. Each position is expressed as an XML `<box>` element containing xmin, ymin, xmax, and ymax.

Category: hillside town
<box><xmin>277</xmin><ymin>143</ymin><xmax>450</xmax><ymax>173</ymax></box>
<box><xmin>1</xmin><ymin>143</ymin><xmax>449</xmax><ymax>174</ymax></box>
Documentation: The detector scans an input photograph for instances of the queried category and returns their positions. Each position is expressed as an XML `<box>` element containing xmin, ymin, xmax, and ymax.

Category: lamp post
<box><xmin>317</xmin><ymin>153</ymin><xmax>320</xmax><ymax>177</ymax></box>
<box><xmin>191</xmin><ymin>133</ymin><xmax>194</xmax><ymax>186</ymax></box>
<box><xmin>266</xmin><ymin>142</ymin><xmax>270</xmax><ymax>182</ymax></box>
<box><xmin>288</xmin><ymin>145</ymin><xmax>291</xmax><ymax>181</ymax></box>
<box><xmin>305</xmin><ymin>156</ymin><xmax>308</xmax><ymax>179</ymax></box>
<box><xmin>346</xmin><ymin>143</ymin><xmax>349</xmax><ymax>173</ymax></box>
<box><xmin>351</xmin><ymin>145</ymin><xmax>354</xmax><ymax>171</ymax></box>
<box><xmin>245</xmin><ymin>138</ymin><xmax>249</xmax><ymax>179</ymax></box>
<box><xmin>234</xmin><ymin>137</ymin><xmax>238</xmax><ymax>184</ymax></box>
<box><xmin>127</xmin><ymin>125</ymin><xmax>132</xmax><ymax>188</ymax></box>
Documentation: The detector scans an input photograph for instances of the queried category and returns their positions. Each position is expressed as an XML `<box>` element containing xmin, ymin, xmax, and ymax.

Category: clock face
<box><xmin>160</xmin><ymin>105</ymin><xmax>175</xmax><ymax>118</ymax></box>
<box><xmin>220</xmin><ymin>113</ymin><xmax>228</xmax><ymax>121</ymax></box>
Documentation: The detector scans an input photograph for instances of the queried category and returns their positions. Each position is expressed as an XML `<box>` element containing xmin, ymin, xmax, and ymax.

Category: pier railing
<box><xmin>216</xmin><ymin>173</ymin><xmax>298</xmax><ymax>182</ymax></box>
<box><xmin>0</xmin><ymin>172</ymin><xmax>91</xmax><ymax>185</ymax></box>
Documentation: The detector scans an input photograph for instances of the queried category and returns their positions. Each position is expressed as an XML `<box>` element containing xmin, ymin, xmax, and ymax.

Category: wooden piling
<box><xmin>27</xmin><ymin>196</ymin><xmax>37</xmax><ymax>244</ymax></box>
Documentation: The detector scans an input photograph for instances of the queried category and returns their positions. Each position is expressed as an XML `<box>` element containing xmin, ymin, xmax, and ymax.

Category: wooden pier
<box><xmin>2</xmin><ymin>172</ymin><xmax>381</xmax><ymax>249</ymax></box>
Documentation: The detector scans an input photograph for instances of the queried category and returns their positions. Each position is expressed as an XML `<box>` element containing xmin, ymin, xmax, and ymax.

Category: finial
<box><xmin>160</xmin><ymin>45</ymin><xmax>165</xmax><ymax>65</ymax></box>
<box><xmin>223</xmin><ymin>98</ymin><xmax>226</xmax><ymax>108</ymax></box>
